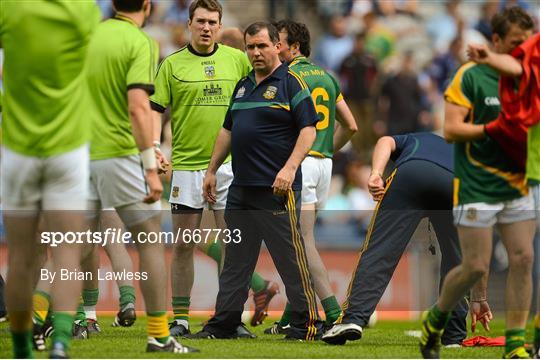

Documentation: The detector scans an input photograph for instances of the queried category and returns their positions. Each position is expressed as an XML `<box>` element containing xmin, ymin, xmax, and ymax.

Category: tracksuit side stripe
<box><xmin>286</xmin><ymin>190</ymin><xmax>318</xmax><ymax>340</ymax></box>
<box><xmin>338</xmin><ymin>169</ymin><xmax>398</xmax><ymax>321</ymax></box>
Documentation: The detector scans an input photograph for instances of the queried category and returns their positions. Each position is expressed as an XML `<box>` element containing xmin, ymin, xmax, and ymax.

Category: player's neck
<box><xmin>115</xmin><ymin>11</ymin><xmax>144</xmax><ymax>27</ymax></box>
<box><xmin>190</xmin><ymin>42</ymin><xmax>216</xmax><ymax>55</ymax></box>
<box><xmin>255</xmin><ymin>62</ymin><xmax>281</xmax><ymax>85</ymax></box>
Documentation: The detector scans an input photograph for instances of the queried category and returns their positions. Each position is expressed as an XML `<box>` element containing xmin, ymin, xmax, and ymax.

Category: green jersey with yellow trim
<box><xmin>0</xmin><ymin>1</ymin><xmax>100</xmax><ymax>156</ymax></box>
<box><xmin>289</xmin><ymin>56</ymin><xmax>343</xmax><ymax>158</ymax></box>
<box><xmin>87</xmin><ymin>16</ymin><xmax>159</xmax><ymax>160</ymax></box>
<box><xmin>444</xmin><ymin>62</ymin><xmax>527</xmax><ymax>205</ymax></box>
<box><xmin>151</xmin><ymin>44</ymin><xmax>251</xmax><ymax>170</ymax></box>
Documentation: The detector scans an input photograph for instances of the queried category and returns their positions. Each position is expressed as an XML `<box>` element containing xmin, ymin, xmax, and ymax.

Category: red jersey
<box><xmin>485</xmin><ymin>33</ymin><xmax>540</xmax><ymax>171</ymax></box>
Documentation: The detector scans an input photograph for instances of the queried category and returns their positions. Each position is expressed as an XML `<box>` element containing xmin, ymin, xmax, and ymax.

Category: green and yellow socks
<box><xmin>83</xmin><ymin>288</ymin><xmax>99</xmax><ymax>321</ymax></box>
<box><xmin>278</xmin><ymin>296</ymin><xmax>341</xmax><ymax>326</ymax></box>
<box><xmin>148</xmin><ymin>311</ymin><xmax>170</xmax><ymax>344</ymax></box>
<box><xmin>118</xmin><ymin>285</ymin><xmax>136</xmax><ymax>309</ymax></box>
<box><xmin>321</xmin><ymin>296</ymin><xmax>341</xmax><ymax>325</ymax></box>
<box><xmin>426</xmin><ymin>304</ymin><xmax>451</xmax><ymax>331</ymax></box>
<box><xmin>172</xmin><ymin>296</ymin><xmax>190</xmax><ymax>328</ymax></box>
<box><xmin>32</xmin><ymin>290</ymin><xmax>50</xmax><ymax>326</ymax></box>
<box><xmin>504</xmin><ymin>328</ymin><xmax>527</xmax><ymax>358</ymax></box>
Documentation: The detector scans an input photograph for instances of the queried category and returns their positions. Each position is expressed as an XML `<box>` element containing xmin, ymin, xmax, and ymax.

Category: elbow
<box><xmin>128</xmin><ymin>104</ymin><xmax>150</xmax><ymax>122</ymax></box>
<box><xmin>377</xmin><ymin>136</ymin><xmax>392</xmax><ymax>146</ymax></box>
<box><xmin>305</xmin><ymin>126</ymin><xmax>317</xmax><ymax>148</ymax></box>
<box><xmin>348</xmin><ymin>123</ymin><xmax>358</xmax><ymax>133</ymax></box>
<box><xmin>443</xmin><ymin>124</ymin><xmax>457</xmax><ymax>142</ymax></box>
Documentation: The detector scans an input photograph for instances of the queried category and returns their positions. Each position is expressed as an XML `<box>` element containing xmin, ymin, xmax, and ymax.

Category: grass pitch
<box><xmin>0</xmin><ymin>316</ymin><xmax>514</xmax><ymax>358</ymax></box>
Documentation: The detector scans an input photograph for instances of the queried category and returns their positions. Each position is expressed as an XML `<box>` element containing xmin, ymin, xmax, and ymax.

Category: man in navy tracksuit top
<box><xmin>323</xmin><ymin>132</ymin><xmax>467</xmax><ymax>346</ymax></box>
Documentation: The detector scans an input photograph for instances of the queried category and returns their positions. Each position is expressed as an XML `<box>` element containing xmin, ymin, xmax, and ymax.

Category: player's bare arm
<box><xmin>333</xmin><ymin>99</ymin><xmax>358</xmax><ymax>152</ymax></box>
<box><xmin>127</xmin><ymin>89</ymin><xmax>162</xmax><ymax>203</ymax></box>
<box><xmin>443</xmin><ymin>101</ymin><xmax>486</xmax><ymax>142</ymax></box>
<box><xmin>369</xmin><ymin>136</ymin><xmax>396</xmax><ymax>201</ymax></box>
<box><xmin>467</xmin><ymin>43</ymin><xmax>523</xmax><ymax>77</ymax></box>
<box><xmin>152</xmin><ymin>110</ymin><xmax>169</xmax><ymax>174</ymax></box>
<box><xmin>272</xmin><ymin>125</ymin><xmax>316</xmax><ymax>196</ymax></box>
<box><xmin>203</xmin><ymin>128</ymin><xmax>232</xmax><ymax>203</ymax></box>
<box><xmin>470</xmin><ymin>273</ymin><xmax>492</xmax><ymax>332</ymax></box>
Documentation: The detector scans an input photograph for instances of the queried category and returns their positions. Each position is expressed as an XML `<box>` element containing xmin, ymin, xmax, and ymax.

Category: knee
<box><xmin>173</xmin><ymin>242</ymin><xmax>195</xmax><ymax>258</ymax></box>
<box><xmin>508</xmin><ymin>249</ymin><xmax>534</xmax><ymax>272</ymax></box>
<box><xmin>461</xmin><ymin>260</ymin><xmax>489</xmax><ymax>281</ymax></box>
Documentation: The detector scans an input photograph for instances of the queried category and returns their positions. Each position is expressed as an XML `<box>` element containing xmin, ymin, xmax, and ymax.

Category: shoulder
<box><xmin>287</xmin><ymin>68</ymin><xmax>309</xmax><ymax>90</ymax></box>
<box><xmin>161</xmin><ymin>45</ymin><xmax>190</xmax><ymax>63</ymax></box>
<box><xmin>452</xmin><ymin>62</ymin><xmax>480</xmax><ymax>81</ymax></box>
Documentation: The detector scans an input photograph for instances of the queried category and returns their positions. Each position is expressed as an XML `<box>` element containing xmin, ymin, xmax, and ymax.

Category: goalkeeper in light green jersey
<box><xmin>150</xmin><ymin>0</ymin><xmax>278</xmax><ymax>335</ymax></box>
<box><xmin>263</xmin><ymin>19</ymin><xmax>357</xmax><ymax>335</ymax></box>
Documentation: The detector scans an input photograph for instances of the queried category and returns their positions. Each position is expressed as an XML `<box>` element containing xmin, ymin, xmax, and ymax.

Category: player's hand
<box><xmin>470</xmin><ymin>300</ymin><xmax>492</xmax><ymax>332</ymax></box>
<box><xmin>155</xmin><ymin>148</ymin><xmax>170</xmax><ymax>174</ymax></box>
<box><xmin>203</xmin><ymin>172</ymin><xmax>217</xmax><ymax>204</ymax></box>
<box><xmin>368</xmin><ymin>173</ymin><xmax>385</xmax><ymax>201</ymax></box>
<box><xmin>143</xmin><ymin>168</ymin><xmax>163</xmax><ymax>203</ymax></box>
<box><xmin>272</xmin><ymin>167</ymin><xmax>295</xmax><ymax>196</ymax></box>
<box><xmin>467</xmin><ymin>43</ymin><xmax>491</xmax><ymax>64</ymax></box>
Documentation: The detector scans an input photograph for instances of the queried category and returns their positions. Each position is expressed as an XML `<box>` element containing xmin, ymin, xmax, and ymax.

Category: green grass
<box><xmin>0</xmin><ymin>316</ymin><xmax>517</xmax><ymax>358</ymax></box>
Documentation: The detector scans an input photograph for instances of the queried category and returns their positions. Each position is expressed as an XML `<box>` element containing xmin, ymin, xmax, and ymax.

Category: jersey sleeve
<box><xmin>329</xmin><ymin>73</ymin><xmax>344</xmax><ymax>103</ymax></box>
<box><xmin>150</xmin><ymin>58</ymin><xmax>171</xmax><ymax>113</ymax></box>
<box><xmin>288</xmin><ymin>70</ymin><xmax>318</xmax><ymax>129</ymax></box>
<box><xmin>223</xmin><ymin>80</ymin><xmax>244</xmax><ymax>131</ymax></box>
<box><xmin>444</xmin><ymin>64</ymin><xmax>474</xmax><ymax>109</ymax></box>
<box><xmin>390</xmin><ymin>134</ymin><xmax>408</xmax><ymax>161</ymax></box>
<box><xmin>126</xmin><ymin>35</ymin><xmax>157</xmax><ymax>95</ymax></box>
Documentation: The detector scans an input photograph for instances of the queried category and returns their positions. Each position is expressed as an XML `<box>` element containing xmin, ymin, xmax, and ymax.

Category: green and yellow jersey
<box><xmin>87</xmin><ymin>15</ymin><xmax>159</xmax><ymax>161</ymax></box>
<box><xmin>151</xmin><ymin>44</ymin><xmax>251</xmax><ymax>170</ymax></box>
<box><xmin>289</xmin><ymin>56</ymin><xmax>343</xmax><ymax>159</ymax></box>
<box><xmin>445</xmin><ymin>62</ymin><xmax>527</xmax><ymax>205</ymax></box>
<box><xmin>0</xmin><ymin>1</ymin><xmax>101</xmax><ymax>156</ymax></box>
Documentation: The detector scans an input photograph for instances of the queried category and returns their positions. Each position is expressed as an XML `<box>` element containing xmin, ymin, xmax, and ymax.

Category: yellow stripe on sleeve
<box><xmin>444</xmin><ymin>62</ymin><xmax>476</xmax><ymax>109</ymax></box>
<box><xmin>288</xmin><ymin>69</ymin><xmax>308</xmax><ymax>90</ymax></box>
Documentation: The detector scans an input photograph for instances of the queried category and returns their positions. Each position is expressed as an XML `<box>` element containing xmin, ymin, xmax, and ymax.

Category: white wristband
<box><xmin>141</xmin><ymin>147</ymin><xmax>157</xmax><ymax>170</ymax></box>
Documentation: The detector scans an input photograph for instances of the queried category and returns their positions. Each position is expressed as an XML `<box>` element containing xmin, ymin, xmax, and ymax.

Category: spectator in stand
<box><xmin>362</xmin><ymin>12</ymin><xmax>395</xmax><ymax>64</ymax></box>
<box><xmin>163</xmin><ymin>0</ymin><xmax>190</xmax><ymax>25</ymax></box>
<box><xmin>426</xmin><ymin>0</ymin><xmax>462</xmax><ymax>53</ymax></box>
<box><xmin>475</xmin><ymin>1</ymin><xmax>499</xmax><ymax>41</ymax></box>
<box><xmin>313</xmin><ymin>15</ymin><xmax>354</xmax><ymax>73</ymax></box>
<box><xmin>339</xmin><ymin>32</ymin><xmax>379</xmax><ymax>153</ymax></box>
<box><xmin>218</xmin><ymin>27</ymin><xmax>245</xmax><ymax>51</ymax></box>
<box><xmin>377</xmin><ymin>52</ymin><xmax>425</xmax><ymax>135</ymax></box>
<box><xmin>160</xmin><ymin>24</ymin><xmax>189</xmax><ymax>58</ymax></box>
<box><xmin>428</xmin><ymin>36</ymin><xmax>464</xmax><ymax>94</ymax></box>
<box><xmin>372</xmin><ymin>0</ymin><xmax>419</xmax><ymax>17</ymax></box>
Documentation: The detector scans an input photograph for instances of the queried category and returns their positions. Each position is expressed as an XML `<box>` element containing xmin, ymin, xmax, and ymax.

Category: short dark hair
<box><xmin>244</xmin><ymin>22</ymin><xmax>280</xmax><ymax>44</ymax></box>
<box><xmin>189</xmin><ymin>0</ymin><xmax>223</xmax><ymax>22</ymax></box>
<box><xmin>113</xmin><ymin>0</ymin><xmax>145</xmax><ymax>12</ymax></box>
<box><xmin>274</xmin><ymin>19</ymin><xmax>311</xmax><ymax>57</ymax></box>
<box><xmin>491</xmin><ymin>6</ymin><xmax>534</xmax><ymax>38</ymax></box>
